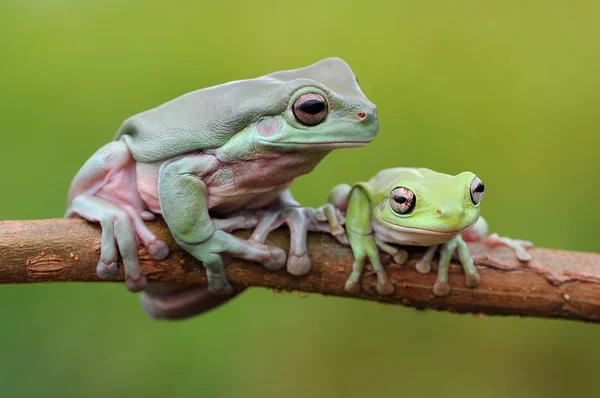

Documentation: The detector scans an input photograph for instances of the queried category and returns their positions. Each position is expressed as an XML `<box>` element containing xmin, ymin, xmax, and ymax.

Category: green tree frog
<box><xmin>66</xmin><ymin>58</ymin><xmax>379</xmax><ymax>319</ymax></box>
<box><xmin>318</xmin><ymin>168</ymin><xmax>532</xmax><ymax>296</ymax></box>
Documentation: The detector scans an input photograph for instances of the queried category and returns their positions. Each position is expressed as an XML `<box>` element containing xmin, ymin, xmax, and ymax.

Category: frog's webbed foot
<box><xmin>67</xmin><ymin>196</ymin><xmax>169</xmax><ymax>292</ymax></box>
<box><xmin>463</xmin><ymin>217</ymin><xmax>533</xmax><ymax>262</ymax></box>
<box><xmin>314</xmin><ymin>203</ymin><xmax>349</xmax><ymax>245</ymax></box>
<box><xmin>249</xmin><ymin>207</ymin><xmax>320</xmax><ymax>276</ymax></box>
<box><xmin>247</xmin><ymin>188</ymin><xmax>352</xmax><ymax>276</ymax></box>
<box><xmin>480</xmin><ymin>233</ymin><xmax>533</xmax><ymax>262</ymax></box>
<box><xmin>431</xmin><ymin>236</ymin><xmax>481</xmax><ymax>297</ymax></box>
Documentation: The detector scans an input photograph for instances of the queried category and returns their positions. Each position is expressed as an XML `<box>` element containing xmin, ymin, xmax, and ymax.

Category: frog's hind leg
<box><xmin>140</xmin><ymin>284</ymin><xmax>243</xmax><ymax>320</ymax></box>
<box><xmin>462</xmin><ymin>217</ymin><xmax>533</xmax><ymax>262</ymax></box>
<box><xmin>66</xmin><ymin>141</ymin><xmax>168</xmax><ymax>291</ymax></box>
<box><xmin>481</xmin><ymin>233</ymin><xmax>533</xmax><ymax>262</ymax></box>
<box><xmin>69</xmin><ymin>196</ymin><xmax>145</xmax><ymax>291</ymax></box>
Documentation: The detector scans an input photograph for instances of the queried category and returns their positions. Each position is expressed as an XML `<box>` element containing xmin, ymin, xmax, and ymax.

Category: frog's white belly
<box><xmin>371</xmin><ymin>217</ymin><xmax>461</xmax><ymax>247</ymax></box>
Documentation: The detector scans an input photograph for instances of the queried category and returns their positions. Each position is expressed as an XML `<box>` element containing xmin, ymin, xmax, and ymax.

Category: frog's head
<box><xmin>253</xmin><ymin>57</ymin><xmax>379</xmax><ymax>151</ymax></box>
<box><xmin>374</xmin><ymin>168</ymin><xmax>485</xmax><ymax>238</ymax></box>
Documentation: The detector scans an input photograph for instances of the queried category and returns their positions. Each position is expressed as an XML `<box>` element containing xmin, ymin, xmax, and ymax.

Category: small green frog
<box><xmin>66</xmin><ymin>58</ymin><xmax>378</xmax><ymax>319</ymax></box>
<box><xmin>318</xmin><ymin>168</ymin><xmax>532</xmax><ymax>296</ymax></box>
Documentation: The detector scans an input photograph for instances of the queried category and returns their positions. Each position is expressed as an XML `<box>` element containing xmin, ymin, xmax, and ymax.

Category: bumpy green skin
<box><xmin>321</xmin><ymin>168</ymin><xmax>533</xmax><ymax>296</ymax></box>
<box><xmin>66</xmin><ymin>58</ymin><xmax>379</xmax><ymax>318</ymax></box>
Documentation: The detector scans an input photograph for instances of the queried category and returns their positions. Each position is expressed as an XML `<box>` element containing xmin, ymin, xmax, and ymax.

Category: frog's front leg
<box><xmin>159</xmin><ymin>155</ymin><xmax>287</xmax><ymax>294</ymax></box>
<box><xmin>431</xmin><ymin>235</ymin><xmax>481</xmax><ymax>297</ymax></box>
<box><xmin>415</xmin><ymin>245</ymin><xmax>438</xmax><ymax>274</ymax></box>
<box><xmin>212</xmin><ymin>212</ymin><xmax>258</xmax><ymax>233</ymax></box>
<box><xmin>345</xmin><ymin>187</ymin><xmax>394</xmax><ymax>295</ymax></box>
<box><xmin>373</xmin><ymin>237</ymin><xmax>409</xmax><ymax>265</ymax></box>
<box><xmin>344</xmin><ymin>231</ymin><xmax>394</xmax><ymax>295</ymax></box>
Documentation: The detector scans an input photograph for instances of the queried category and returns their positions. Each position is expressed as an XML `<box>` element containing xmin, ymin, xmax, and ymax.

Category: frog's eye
<box><xmin>389</xmin><ymin>186</ymin><xmax>416</xmax><ymax>215</ymax></box>
<box><xmin>293</xmin><ymin>93</ymin><xmax>328</xmax><ymax>126</ymax></box>
<box><xmin>470</xmin><ymin>176</ymin><xmax>485</xmax><ymax>205</ymax></box>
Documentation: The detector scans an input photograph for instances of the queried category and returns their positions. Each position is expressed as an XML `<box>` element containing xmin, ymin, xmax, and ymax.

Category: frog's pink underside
<box><xmin>88</xmin><ymin>146</ymin><xmax>323</xmax><ymax>218</ymax></box>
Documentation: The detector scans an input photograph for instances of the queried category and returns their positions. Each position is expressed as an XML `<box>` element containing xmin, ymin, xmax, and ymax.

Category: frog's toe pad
<box><xmin>126</xmin><ymin>274</ymin><xmax>148</xmax><ymax>293</ymax></box>
<box><xmin>345</xmin><ymin>280</ymin><xmax>360</xmax><ymax>294</ymax></box>
<box><xmin>393</xmin><ymin>250</ymin><xmax>409</xmax><ymax>264</ymax></box>
<box><xmin>148</xmin><ymin>240</ymin><xmax>169</xmax><ymax>261</ymax></box>
<box><xmin>287</xmin><ymin>253</ymin><xmax>312</xmax><ymax>276</ymax></box>
<box><xmin>334</xmin><ymin>233</ymin><xmax>350</xmax><ymax>246</ymax></box>
<box><xmin>465</xmin><ymin>273</ymin><xmax>481</xmax><ymax>288</ymax></box>
<box><xmin>331</xmin><ymin>224</ymin><xmax>345</xmax><ymax>237</ymax></box>
<box><xmin>263</xmin><ymin>247</ymin><xmax>287</xmax><ymax>271</ymax></box>
<box><xmin>415</xmin><ymin>260</ymin><xmax>432</xmax><ymax>274</ymax></box>
<box><xmin>517</xmin><ymin>251</ymin><xmax>533</xmax><ymax>262</ymax></box>
<box><xmin>97</xmin><ymin>261</ymin><xmax>119</xmax><ymax>280</ymax></box>
<box><xmin>433</xmin><ymin>281</ymin><xmax>451</xmax><ymax>296</ymax></box>
<box><xmin>377</xmin><ymin>281</ymin><xmax>394</xmax><ymax>295</ymax></box>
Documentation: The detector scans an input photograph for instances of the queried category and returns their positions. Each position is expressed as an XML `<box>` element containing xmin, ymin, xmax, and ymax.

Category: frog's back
<box><xmin>115</xmin><ymin>57</ymin><xmax>361</xmax><ymax>162</ymax></box>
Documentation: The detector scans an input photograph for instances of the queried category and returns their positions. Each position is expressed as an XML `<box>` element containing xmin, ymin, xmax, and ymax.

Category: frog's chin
<box><xmin>372</xmin><ymin>218</ymin><xmax>475</xmax><ymax>247</ymax></box>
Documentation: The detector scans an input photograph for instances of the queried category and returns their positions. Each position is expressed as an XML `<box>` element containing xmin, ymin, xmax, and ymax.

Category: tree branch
<box><xmin>1</xmin><ymin>219</ymin><xmax>599</xmax><ymax>323</ymax></box>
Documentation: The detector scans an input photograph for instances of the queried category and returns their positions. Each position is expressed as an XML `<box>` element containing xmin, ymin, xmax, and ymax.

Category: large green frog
<box><xmin>66</xmin><ymin>58</ymin><xmax>379</xmax><ymax>319</ymax></box>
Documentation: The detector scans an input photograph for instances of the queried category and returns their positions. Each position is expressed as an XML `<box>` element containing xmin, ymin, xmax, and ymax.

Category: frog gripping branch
<box><xmin>65</xmin><ymin>58</ymin><xmax>379</xmax><ymax>319</ymax></box>
<box><xmin>1</xmin><ymin>60</ymin><xmax>598</xmax><ymax>324</ymax></box>
<box><xmin>317</xmin><ymin>168</ymin><xmax>533</xmax><ymax>296</ymax></box>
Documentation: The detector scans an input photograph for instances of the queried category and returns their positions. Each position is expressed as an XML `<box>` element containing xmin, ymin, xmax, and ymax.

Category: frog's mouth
<box><xmin>258</xmin><ymin>140</ymin><xmax>372</xmax><ymax>148</ymax></box>
<box><xmin>374</xmin><ymin>217</ymin><xmax>478</xmax><ymax>236</ymax></box>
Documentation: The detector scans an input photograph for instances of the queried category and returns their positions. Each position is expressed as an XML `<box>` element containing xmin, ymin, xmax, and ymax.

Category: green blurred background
<box><xmin>1</xmin><ymin>1</ymin><xmax>599</xmax><ymax>397</ymax></box>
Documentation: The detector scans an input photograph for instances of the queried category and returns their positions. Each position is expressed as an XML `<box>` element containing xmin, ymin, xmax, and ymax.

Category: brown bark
<box><xmin>1</xmin><ymin>218</ymin><xmax>599</xmax><ymax>323</ymax></box>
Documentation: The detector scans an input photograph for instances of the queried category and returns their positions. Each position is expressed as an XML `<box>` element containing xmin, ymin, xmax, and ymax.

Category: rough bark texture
<box><xmin>1</xmin><ymin>219</ymin><xmax>600</xmax><ymax>323</ymax></box>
